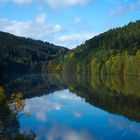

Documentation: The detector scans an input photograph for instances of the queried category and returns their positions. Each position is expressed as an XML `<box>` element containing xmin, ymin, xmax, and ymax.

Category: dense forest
<box><xmin>44</xmin><ymin>20</ymin><xmax>140</xmax><ymax>76</ymax></box>
<box><xmin>1</xmin><ymin>20</ymin><xmax>140</xmax><ymax>76</ymax></box>
<box><xmin>0</xmin><ymin>31</ymin><xmax>69</xmax><ymax>74</ymax></box>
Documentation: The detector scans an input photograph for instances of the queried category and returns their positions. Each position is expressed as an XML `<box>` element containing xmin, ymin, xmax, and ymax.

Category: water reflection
<box><xmin>0</xmin><ymin>86</ymin><xmax>35</xmax><ymax>140</ymax></box>
<box><xmin>1</xmin><ymin>74</ymin><xmax>140</xmax><ymax>139</ymax></box>
<box><xmin>109</xmin><ymin>117</ymin><xmax>140</xmax><ymax>136</ymax></box>
<box><xmin>63</xmin><ymin>74</ymin><xmax>140</xmax><ymax>122</ymax></box>
<box><xmin>19</xmin><ymin>89</ymin><xmax>140</xmax><ymax>140</ymax></box>
<box><xmin>19</xmin><ymin>90</ymin><xmax>103</xmax><ymax>140</ymax></box>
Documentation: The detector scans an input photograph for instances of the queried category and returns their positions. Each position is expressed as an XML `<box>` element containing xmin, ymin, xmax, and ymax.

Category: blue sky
<box><xmin>0</xmin><ymin>0</ymin><xmax>140</xmax><ymax>49</ymax></box>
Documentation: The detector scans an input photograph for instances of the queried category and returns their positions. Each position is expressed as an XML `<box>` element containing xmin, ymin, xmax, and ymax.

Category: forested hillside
<box><xmin>0</xmin><ymin>31</ymin><xmax>69</xmax><ymax>74</ymax></box>
<box><xmin>45</xmin><ymin>20</ymin><xmax>140</xmax><ymax>76</ymax></box>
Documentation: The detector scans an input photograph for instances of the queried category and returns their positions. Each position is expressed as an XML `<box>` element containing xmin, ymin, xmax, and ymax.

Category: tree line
<box><xmin>44</xmin><ymin>20</ymin><xmax>140</xmax><ymax>76</ymax></box>
<box><xmin>0</xmin><ymin>31</ymin><xmax>69</xmax><ymax>74</ymax></box>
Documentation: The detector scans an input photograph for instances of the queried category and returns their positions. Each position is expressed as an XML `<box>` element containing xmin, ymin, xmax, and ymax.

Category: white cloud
<box><xmin>45</xmin><ymin>0</ymin><xmax>90</xmax><ymax>9</ymax></box>
<box><xmin>73</xmin><ymin>17</ymin><xmax>83</xmax><ymax>24</ymax></box>
<box><xmin>0</xmin><ymin>16</ymin><xmax>96</xmax><ymax>49</ymax></box>
<box><xmin>13</xmin><ymin>0</ymin><xmax>32</xmax><ymax>4</ymax></box>
<box><xmin>36</xmin><ymin>112</ymin><xmax>48</xmax><ymax>122</ymax></box>
<box><xmin>23</xmin><ymin>95</ymin><xmax>63</xmax><ymax>122</ymax></box>
<box><xmin>20</xmin><ymin>89</ymin><xmax>99</xmax><ymax>140</ymax></box>
<box><xmin>56</xmin><ymin>91</ymin><xmax>82</xmax><ymax>100</ymax></box>
<box><xmin>56</xmin><ymin>32</ymin><xmax>96</xmax><ymax>49</ymax></box>
<box><xmin>46</xmin><ymin>125</ymin><xmax>95</xmax><ymax>140</ymax></box>
<box><xmin>22</xmin><ymin>89</ymin><xmax>87</xmax><ymax>122</ymax></box>
<box><xmin>0</xmin><ymin>14</ymin><xmax>62</xmax><ymax>40</ymax></box>
<box><xmin>24</xmin><ymin>96</ymin><xmax>63</xmax><ymax>113</ymax></box>
<box><xmin>36</xmin><ymin>13</ymin><xmax>47</xmax><ymax>24</ymax></box>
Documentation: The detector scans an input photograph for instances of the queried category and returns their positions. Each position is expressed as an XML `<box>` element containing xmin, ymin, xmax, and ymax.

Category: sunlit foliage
<box><xmin>43</xmin><ymin>20</ymin><xmax>140</xmax><ymax>76</ymax></box>
<box><xmin>9</xmin><ymin>93</ymin><xmax>25</xmax><ymax>113</ymax></box>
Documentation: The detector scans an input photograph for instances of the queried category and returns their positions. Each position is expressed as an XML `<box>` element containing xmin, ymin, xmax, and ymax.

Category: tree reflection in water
<box><xmin>0</xmin><ymin>86</ymin><xmax>36</xmax><ymax>140</ymax></box>
<box><xmin>61</xmin><ymin>74</ymin><xmax>140</xmax><ymax>122</ymax></box>
<box><xmin>1</xmin><ymin>73</ymin><xmax>140</xmax><ymax>139</ymax></box>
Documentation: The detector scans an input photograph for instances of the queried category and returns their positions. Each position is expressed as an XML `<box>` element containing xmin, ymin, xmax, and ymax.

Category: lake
<box><xmin>1</xmin><ymin>74</ymin><xmax>140</xmax><ymax>140</ymax></box>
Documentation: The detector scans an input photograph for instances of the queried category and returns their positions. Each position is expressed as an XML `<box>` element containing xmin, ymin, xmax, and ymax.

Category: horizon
<box><xmin>0</xmin><ymin>19</ymin><xmax>139</xmax><ymax>50</ymax></box>
<box><xmin>0</xmin><ymin>0</ymin><xmax>140</xmax><ymax>49</ymax></box>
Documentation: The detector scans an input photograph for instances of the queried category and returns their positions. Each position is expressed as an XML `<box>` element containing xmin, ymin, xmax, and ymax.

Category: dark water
<box><xmin>1</xmin><ymin>74</ymin><xmax>140</xmax><ymax>140</ymax></box>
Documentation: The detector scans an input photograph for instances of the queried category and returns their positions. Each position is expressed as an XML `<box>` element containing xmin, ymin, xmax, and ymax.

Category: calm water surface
<box><xmin>1</xmin><ymin>74</ymin><xmax>140</xmax><ymax>140</ymax></box>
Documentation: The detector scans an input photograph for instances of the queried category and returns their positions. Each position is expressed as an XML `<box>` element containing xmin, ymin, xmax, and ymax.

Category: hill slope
<box><xmin>0</xmin><ymin>31</ymin><xmax>69</xmax><ymax>74</ymax></box>
<box><xmin>75</xmin><ymin>20</ymin><xmax>140</xmax><ymax>54</ymax></box>
<box><xmin>47</xmin><ymin>20</ymin><xmax>140</xmax><ymax>76</ymax></box>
